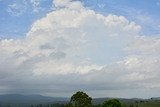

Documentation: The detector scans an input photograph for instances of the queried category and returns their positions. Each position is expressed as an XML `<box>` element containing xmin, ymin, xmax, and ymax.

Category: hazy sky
<box><xmin>0</xmin><ymin>0</ymin><xmax>160</xmax><ymax>98</ymax></box>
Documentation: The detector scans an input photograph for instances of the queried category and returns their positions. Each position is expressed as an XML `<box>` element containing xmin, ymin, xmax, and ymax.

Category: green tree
<box><xmin>69</xmin><ymin>91</ymin><xmax>92</xmax><ymax>107</ymax></box>
<box><xmin>65</xmin><ymin>103</ymin><xmax>73</xmax><ymax>107</ymax></box>
<box><xmin>102</xmin><ymin>99</ymin><xmax>123</xmax><ymax>107</ymax></box>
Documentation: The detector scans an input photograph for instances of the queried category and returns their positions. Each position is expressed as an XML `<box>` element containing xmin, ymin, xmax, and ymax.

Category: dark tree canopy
<box><xmin>102</xmin><ymin>99</ymin><xmax>123</xmax><ymax>107</ymax></box>
<box><xmin>70</xmin><ymin>91</ymin><xmax>92</xmax><ymax>107</ymax></box>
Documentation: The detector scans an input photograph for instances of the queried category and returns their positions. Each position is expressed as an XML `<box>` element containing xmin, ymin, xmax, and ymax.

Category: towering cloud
<box><xmin>0</xmin><ymin>0</ymin><xmax>160</xmax><ymax>97</ymax></box>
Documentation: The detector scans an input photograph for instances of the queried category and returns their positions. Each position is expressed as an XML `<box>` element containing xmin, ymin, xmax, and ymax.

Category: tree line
<box><xmin>30</xmin><ymin>91</ymin><xmax>129</xmax><ymax>107</ymax></box>
<box><xmin>1</xmin><ymin>91</ymin><xmax>139</xmax><ymax>107</ymax></box>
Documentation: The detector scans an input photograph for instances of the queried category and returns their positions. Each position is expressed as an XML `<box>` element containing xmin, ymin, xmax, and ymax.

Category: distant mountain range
<box><xmin>0</xmin><ymin>94</ymin><xmax>69</xmax><ymax>105</ymax></box>
<box><xmin>0</xmin><ymin>94</ymin><xmax>160</xmax><ymax>107</ymax></box>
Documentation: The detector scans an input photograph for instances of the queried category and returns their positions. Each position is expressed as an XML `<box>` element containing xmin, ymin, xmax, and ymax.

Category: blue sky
<box><xmin>0</xmin><ymin>0</ymin><xmax>160</xmax><ymax>98</ymax></box>
<box><xmin>0</xmin><ymin>0</ymin><xmax>53</xmax><ymax>38</ymax></box>
<box><xmin>0</xmin><ymin>0</ymin><xmax>160</xmax><ymax>38</ymax></box>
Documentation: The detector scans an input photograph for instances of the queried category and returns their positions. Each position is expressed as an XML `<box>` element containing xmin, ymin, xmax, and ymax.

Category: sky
<box><xmin>0</xmin><ymin>0</ymin><xmax>160</xmax><ymax>98</ymax></box>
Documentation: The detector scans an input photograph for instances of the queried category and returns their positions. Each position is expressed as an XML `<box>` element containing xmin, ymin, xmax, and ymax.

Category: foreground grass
<box><xmin>125</xmin><ymin>100</ymin><xmax>160</xmax><ymax>107</ymax></box>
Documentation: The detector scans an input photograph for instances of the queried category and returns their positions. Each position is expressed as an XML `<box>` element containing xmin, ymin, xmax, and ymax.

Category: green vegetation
<box><xmin>125</xmin><ymin>100</ymin><xmax>160</xmax><ymax>107</ymax></box>
<box><xmin>69</xmin><ymin>91</ymin><xmax>92</xmax><ymax>107</ymax></box>
<box><xmin>1</xmin><ymin>92</ymin><xmax>160</xmax><ymax>107</ymax></box>
<box><xmin>102</xmin><ymin>99</ymin><xmax>123</xmax><ymax>107</ymax></box>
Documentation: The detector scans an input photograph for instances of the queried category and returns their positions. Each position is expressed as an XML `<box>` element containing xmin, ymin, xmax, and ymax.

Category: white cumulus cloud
<box><xmin>1</xmin><ymin>0</ymin><xmax>160</xmax><ymax>98</ymax></box>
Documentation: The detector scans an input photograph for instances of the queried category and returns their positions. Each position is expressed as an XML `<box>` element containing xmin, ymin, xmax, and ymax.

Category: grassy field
<box><xmin>125</xmin><ymin>100</ymin><xmax>160</xmax><ymax>107</ymax></box>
